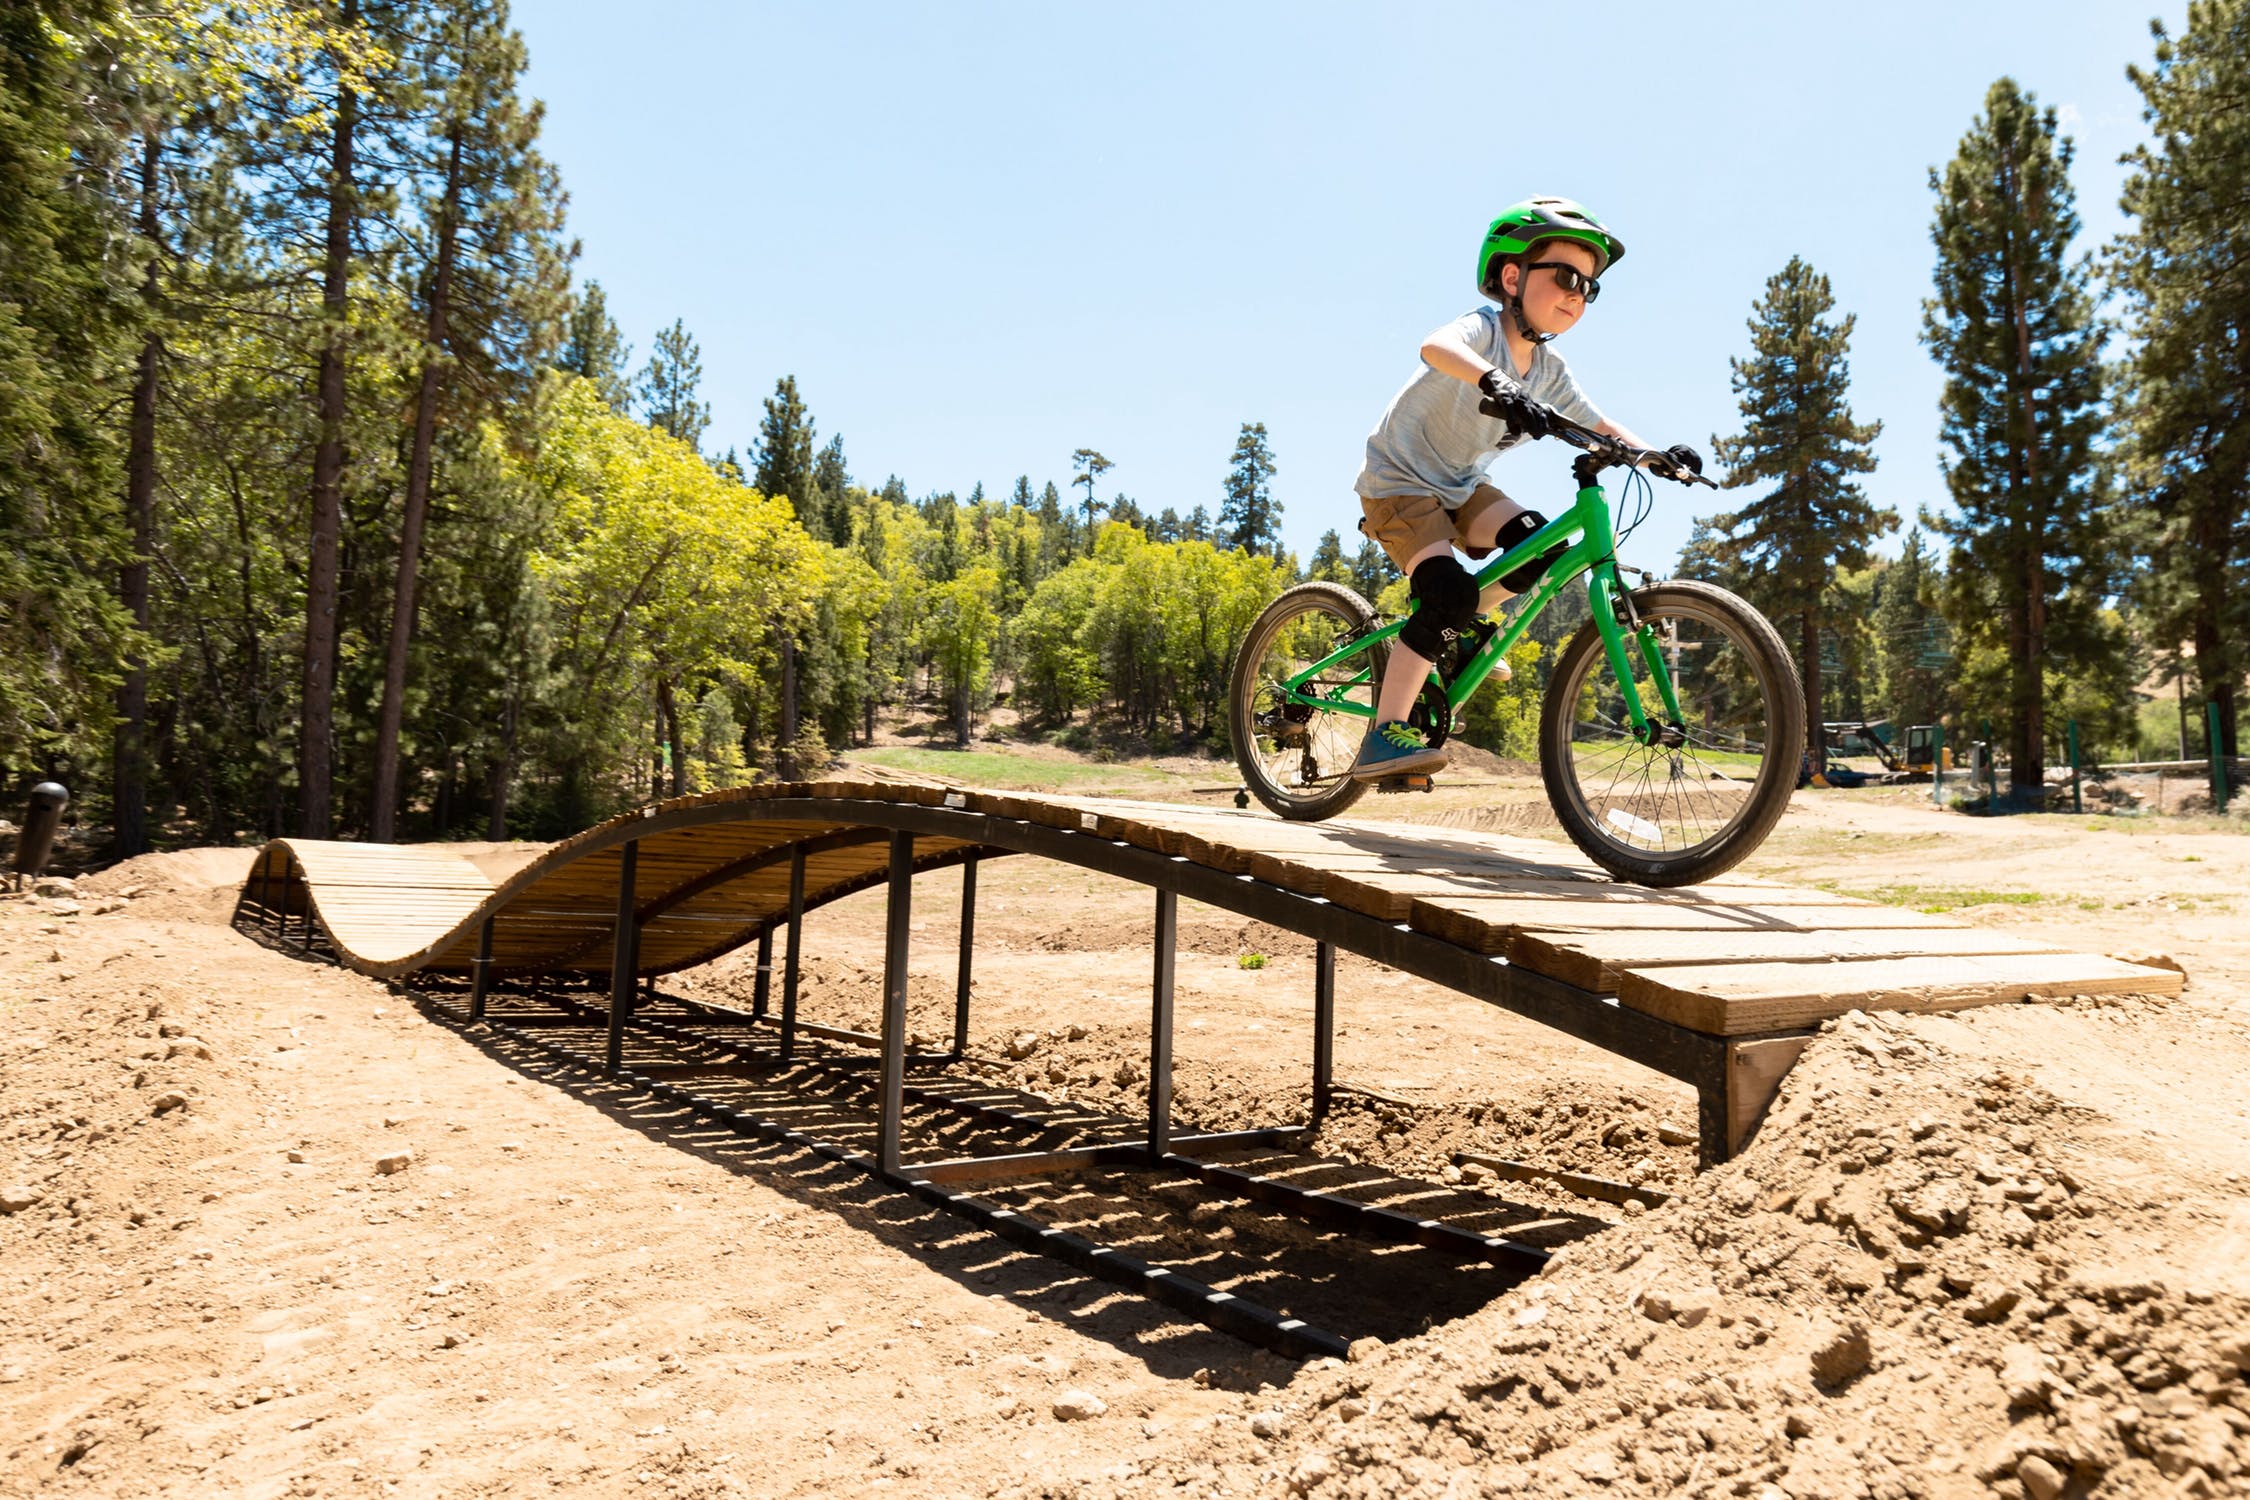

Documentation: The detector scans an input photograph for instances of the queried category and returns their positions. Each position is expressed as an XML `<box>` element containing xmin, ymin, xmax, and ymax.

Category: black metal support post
<box><xmin>604</xmin><ymin>841</ymin><xmax>640</xmax><ymax>1076</ymax></box>
<box><xmin>952</xmin><ymin>853</ymin><xmax>978</xmax><ymax>1056</ymax></box>
<box><xmin>877</xmin><ymin>831</ymin><xmax>915</xmax><ymax>1175</ymax></box>
<box><xmin>779</xmin><ymin>846</ymin><xmax>805</xmax><ymax>1060</ymax></box>
<box><xmin>1148</xmin><ymin>888</ymin><xmax>1176</xmax><ymax>1158</ymax></box>
<box><xmin>469</xmin><ymin>917</ymin><xmax>494</xmax><ymax>1022</ymax></box>
<box><xmin>751</xmin><ymin>927</ymin><xmax>773</xmax><ymax>1019</ymax></box>
<box><xmin>1312</xmin><ymin>939</ymin><xmax>1335</xmax><ymax>1120</ymax></box>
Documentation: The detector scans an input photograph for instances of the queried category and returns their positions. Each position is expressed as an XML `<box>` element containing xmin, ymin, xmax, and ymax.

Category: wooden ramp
<box><xmin>234</xmin><ymin>779</ymin><xmax>2180</xmax><ymax>1162</ymax></box>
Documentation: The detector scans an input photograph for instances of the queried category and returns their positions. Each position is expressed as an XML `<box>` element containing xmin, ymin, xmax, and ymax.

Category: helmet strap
<box><xmin>1505</xmin><ymin>259</ymin><xmax>1556</xmax><ymax>346</ymax></box>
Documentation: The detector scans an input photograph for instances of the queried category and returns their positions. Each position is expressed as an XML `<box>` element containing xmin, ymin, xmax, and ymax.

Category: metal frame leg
<box><xmin>952</xmin><ymin>854</ymin><xmax>977</xmax><ymax>1057</ymax></box>
<box><xmin>1148</xmin><ymin>888</ymin><xmax>1175</xmax><ymax>1158</ymax></box>
<box><xmin>779</xmin><ymin>847</ymin><xmax>805</xmax><ymax>1060</ymax></box>
<box><xmin>469</xmin><ymin>917</ymin><xmax>494</xmax><ymax>1023</ymax></box>
<box><xmin>604</xmin><ymin>841</ymin><xmax>640</xmax><ymax>1076</ymax></box>
<box><xmin>1312</xmin><ymin>939</ymin><xmax>1335</xmax><ymax>1120</ymax></box>
<box><xmin>877</xmin><ymin>832</ymin><xmax>914</xmax><ymax>1174</ymax></box>
<box><xmin>752</xmin><ymin>927</ymin><xmax>773</xmax><ymax>1019</ymax></box>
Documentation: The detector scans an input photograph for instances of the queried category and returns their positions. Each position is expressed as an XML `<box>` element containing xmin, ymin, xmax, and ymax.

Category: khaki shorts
<box><xmin>1357</xmin><ymin>485</ymin><xmax>1512</xmax><ymax>574</ymax></box>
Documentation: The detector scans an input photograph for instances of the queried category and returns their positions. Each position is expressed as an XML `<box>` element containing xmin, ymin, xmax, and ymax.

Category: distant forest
<box><xmin>2</xmin><ymin>2</ymin><xmax>2244</xmax><ymax>841</ymax></box>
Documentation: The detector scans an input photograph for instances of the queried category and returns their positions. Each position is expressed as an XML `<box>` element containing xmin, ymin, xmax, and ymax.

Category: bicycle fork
<box><xmin>1586</xmin><ymin>562</ymin><xmax>1687</xmax><ymax>746</ymax></box>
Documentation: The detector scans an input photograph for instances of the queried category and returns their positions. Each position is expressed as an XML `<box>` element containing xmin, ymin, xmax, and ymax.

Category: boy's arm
<box><xmin>1419</xmin><ymin>321</ymin><xmax>1500</xmax><ymax>386</ymax></box>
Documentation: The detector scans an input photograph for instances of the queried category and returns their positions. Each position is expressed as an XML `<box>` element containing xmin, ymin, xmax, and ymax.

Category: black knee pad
<box><xmin>1491</xmin><ymin>509</ymin><xmax>1564</xmax><ymax>594</ymax></box>
<box><xmin>1399</xmin><ymin>556</ymin><xmax>1479</xmax><ymax>661</ymax></box>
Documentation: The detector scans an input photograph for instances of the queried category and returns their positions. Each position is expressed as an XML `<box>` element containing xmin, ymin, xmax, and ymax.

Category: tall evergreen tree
<box><xmin>810</xmin><ymin>433</ymin><xmax>850</xmax><ymax>543</ymax></box>
<box><xmin>1699</xmin><ymin>257</ymin><xmax>1889</xmax><ymax>771</ymax></box>
<box><xmin>1349</xmin><ymin>538</ymin><xmax>1399</xmax><ymax>603</ymax></box>
<box><xmin>638</xmin><ymin>318</ymin><xmax>709</xmax><ymax>450</ymax></box>
<box><xmin>1923</xmin><ymin>78</ymin><xmax>2112</xmax><ymax>793</ymax></box>
<box><xmin>0</xmin><ymin>1</ymin><xmax>136</xmax><ymax>793</ymax></box>
<box><xmin>1308</xmin><ymin>528</ymin><xmax>1349</xmax><ymax>584</ymax></box>
<box><xmin>1871</xmin><ymin>529</ymin><xmax>1952</xmax><ymax>730</ymax></box>
<box><xmin>1036</xmin><ymin>480</ymin><xmax>1067</xmax><ymax>568</ymax></box>
<box><xmin>2113</xmin><ymin>0</ymin><xmax>2250</xmax><ymax>760</ymax></box>
<box><xmin>1070</xmin><ymin>448</ymin><xmax>1112</xmax><ymax>555</ymax></box>
<box><xmin>560</xmin><ymin>278</ymin><xmax>631</xmax><ymax>407</ymax></box>
<box><xmin>753</xmin><ymin>374</ymin><xmax>816</xmax><ymax>526</ymax></box>
<box><xmin>370</xmin><ymin>0</ymin><xmax>568</xmax><ymax>841</ymax></box>
<box><xmin>1219</xmin><ymin>421</ymin><xmax>1281</xmax><ymax>556</ymax></box>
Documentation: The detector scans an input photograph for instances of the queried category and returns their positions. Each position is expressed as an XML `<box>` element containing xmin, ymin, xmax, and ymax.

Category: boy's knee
<box><xmin>1399</xmin><ymin>556</ymin><xmax>1478</xmax><ymax>661</ymax></box>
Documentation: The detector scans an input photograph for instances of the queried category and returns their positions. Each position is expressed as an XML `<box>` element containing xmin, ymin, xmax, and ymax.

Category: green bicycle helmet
<box><xmin>1476</xmin><ymin>197</ymin><xmax>1625</xmax><ymax>342</ymax></box>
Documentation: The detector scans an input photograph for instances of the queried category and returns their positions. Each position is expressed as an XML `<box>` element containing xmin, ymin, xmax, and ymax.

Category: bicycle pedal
<box><xmin>1374</xmin><ymin>774</ymin><xmax>1436</xmax><ymax>794</ymax></box>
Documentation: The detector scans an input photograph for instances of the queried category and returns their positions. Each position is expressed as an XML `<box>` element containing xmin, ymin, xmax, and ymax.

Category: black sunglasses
<box><xmin>1528</xmin><ymin>261</ymin><xmax>1601</xmax><ymax>302</ymax></box>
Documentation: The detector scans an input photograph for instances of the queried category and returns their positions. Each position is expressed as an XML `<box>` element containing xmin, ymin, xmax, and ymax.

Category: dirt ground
<box><xmin>3</xmin><ymin>779</ymin><xmax>2246</xmax><ymax>1498</ymax></box>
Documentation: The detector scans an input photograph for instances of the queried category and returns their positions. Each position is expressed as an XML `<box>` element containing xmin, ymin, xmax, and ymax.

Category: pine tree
<box><xmin>1349</xmin><ymin>539</ymin><xmax>1398</xmax><ymax>603</ymax></box>
<box><xmin>638</xmin><ymin>318</ymin><xmax>709</xmax><ymax>450</ymax></box>
<box><xmin>1700</xmin><ymin>257</ymin><xmax>1889</xmax><ymax>772</ymax></box>
<box><xmin>1036</xmin><ymin>480</ymin><xmax>1067</xmax><ymax>569</ymax></box>
<box><xmin>561</xmin><ymin>278</ymin><xmax>631</xmax><ymax>407</ymax></box>
<box><xmin>370</xmin><ymin>0</ymin><xmax>568</xmax><ymax>841</ymax></box>
<box><xmin>1220</xmin><ymin>421</ymin><xmax>1281</xmax><ymax>556</ymax></box>
<box><xmin>1185</xmin><ymin>504</ymin><xmax>1213</xmax><ymax>544</ymax></box>
<box><xmin>1924</xmin><ymin>79</ymin><xmax>2113</xmax><ymax>794</ymax></box>
<box><xmin>1871</xmin><ymin>529</ymin><xmax>1951</xmax><ymax>730</ymax></box>
<box><xmin>1070</xmin><ymin>448</ymin><xmax>1112</xmax><ymax>556</ymax></box>
<box><xmin>811</xmin><ymin>434</ymin><xmax>850</xmax><ymax>543</ymax></box>
<box><xmin>1308</xmin><ymin>528</ymin><xmax>1349</xmax><ymax>584</ymax></box>
<box><xmin>2113</xmin><ymin>0</ymin><xmax>2250</xmax><ymax>760</ymax></box>
<box><xmin>0</xmin><ymin>1</ymin><xmax>136</xmax><ymax>794</ymax></box>
<box><xmin>753</xmin><ymin>374</ymin><xmax>816</xmax><ymax>526</ymax></box>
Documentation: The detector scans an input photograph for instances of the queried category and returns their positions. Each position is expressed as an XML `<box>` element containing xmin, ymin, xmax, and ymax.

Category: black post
<box><xmin>779</xmin><ymin>846</ymin><xmax>805</xmax><ymax>1060</ymax></box>
<box><xmin>469</xmin><ymin>916</ymin><xmax>494</xmax><ymax>1022</ymax></box>
<box><xmin>952</xmin><ymin>854</ymin><xmax>978</xmax><ymax>1057</ymax></box>
<box><xmin>877</xmin><ymin>831</ymin><xmax>914</xmax><ymax>1175</ymax></box>
<box><xmin>1312</xmin><ymin>939</ymin><xmax>1336</xmax><ymax>1120</ymax></box>
<box><xmin>1148</xmin><ymin>888</ymin><xmax>1176</xmax><ymax>1158</ymax></box>
<box><xmin>604</xmin><ymin>841</ymin><xmax>639</xmax><ymax>1076</ymax></box>
<box><xmin>752</xmin><ymin>927</ymin><xmax>773</xmax><ymax>1019</ymax></box>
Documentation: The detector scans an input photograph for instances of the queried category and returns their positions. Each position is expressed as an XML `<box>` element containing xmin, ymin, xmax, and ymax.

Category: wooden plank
<box><xmin>1618</xmin><ymin>951</ymin><xmax>2188</xmax><ymax>1035</ymax></box>
<box><xmin>1413</xmin><ymin>896</ymin><xmax>1961</xmax><ymax>955</ymax></box>
<box><xmin>1509</xmin><ymin>926</ymin><xmax>2075</xmax><ymax>993</ymax></box>
<box><xmin>1726</xmin><ymin>1035</ymin><xmax>1812</xmax><ymax>1157</ymax></box>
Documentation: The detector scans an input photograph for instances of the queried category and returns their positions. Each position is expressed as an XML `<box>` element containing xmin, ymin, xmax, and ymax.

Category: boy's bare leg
<box><xmin>1375</xmin><ymin>538</ymin><xmax>1455</xmax><ymax>724</ymax></box>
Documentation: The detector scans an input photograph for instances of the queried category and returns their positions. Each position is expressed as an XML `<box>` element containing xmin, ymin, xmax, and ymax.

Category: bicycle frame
<box><xmin>1279</xmin><ymin>473</ymin><xmax>1688</xmax><ymax>739</ymax></box>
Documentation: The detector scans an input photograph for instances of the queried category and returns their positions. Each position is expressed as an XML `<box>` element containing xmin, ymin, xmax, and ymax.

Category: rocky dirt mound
<box><xmin>1007</xmin><ymin>1008</ymin><xmax>2250</xmax><ymax>1499</ymax></box>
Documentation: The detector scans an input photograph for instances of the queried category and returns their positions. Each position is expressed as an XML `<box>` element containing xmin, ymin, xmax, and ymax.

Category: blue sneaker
<box><xmin>1349</xmin><ymin>720</ymin><xmax>1448</xmax><ymax>781</ymax></box>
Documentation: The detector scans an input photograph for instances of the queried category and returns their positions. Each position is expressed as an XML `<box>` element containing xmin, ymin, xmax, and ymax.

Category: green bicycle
<box><xmin>1227</xmin><ymin>420</ymin><xmax>1804</xmax><ymax>887</ymax></box>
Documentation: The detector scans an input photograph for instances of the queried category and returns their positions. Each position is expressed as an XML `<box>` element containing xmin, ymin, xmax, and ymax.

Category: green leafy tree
<box><xmin>1923</xmin><ymin>79</ymin><xmax>2114</xmax><ymax>794</ymax></box>
<box><xmin>2112</xmin><ymin>0</ymin><xmax>2250</xmax><ymax>760</ymax></box>
<box><xmin>921</xmin><ymin>565</ymin><xmax>1000</xmax><ymax>742</ymax></box>
<box><xmin>1219</xmin><ymin>421</ymin><xmax>1281</xmax><ymax>556</ymax></box>
<box><xmin>1698</xmin><ymin>257</ymin><xmax>1890</xmax><ymax>771</ymax></box>
<box><xmin>637</xmin><ymin>318</ymin><xmax>709</xmax><ymax>451</ymax></box>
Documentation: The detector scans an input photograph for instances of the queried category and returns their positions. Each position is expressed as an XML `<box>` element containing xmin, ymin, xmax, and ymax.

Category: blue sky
<box><xmin>513</xmin><ymin>1</ymin><xmax>2180</xmax><ymax>571</ymax></box>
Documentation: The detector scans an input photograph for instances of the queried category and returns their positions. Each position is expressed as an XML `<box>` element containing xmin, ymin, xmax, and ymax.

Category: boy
<box><xmin>1350</xmin><ymin>196</ymin><xmax>1700</xmax><ymax>781</ymax></box>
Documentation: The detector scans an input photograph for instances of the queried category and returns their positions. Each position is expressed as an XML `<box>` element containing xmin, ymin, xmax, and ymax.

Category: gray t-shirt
<box><xmin>1356</xmin><ymin>305</ymin><xmax>1604</xmax><ymax>509</ymax></box>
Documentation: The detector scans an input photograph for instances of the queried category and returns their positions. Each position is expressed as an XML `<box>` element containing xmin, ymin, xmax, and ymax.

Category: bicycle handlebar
<box><xmin>1549</xmin><ymin>417</ymin><xmax>1720</xmax><ymax>489</ymax></box>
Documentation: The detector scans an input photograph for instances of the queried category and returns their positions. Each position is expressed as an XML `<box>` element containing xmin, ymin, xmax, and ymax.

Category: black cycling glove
<box><xmin>1661</xmin><ymin>444</ymin><xmax>1704</xmax><ymax>477</ymax></box>
<box><xmin>1476</xmin><ymin>371</ymin><xmax>1563</xmax><ymax>439</ymax></box>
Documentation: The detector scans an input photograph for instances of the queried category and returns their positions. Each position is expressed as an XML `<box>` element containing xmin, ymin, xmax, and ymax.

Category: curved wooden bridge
<box><xmin>231</xmin><ymin>778</ymin><xmax>2179</xmax><ymax>1355</ymax></box>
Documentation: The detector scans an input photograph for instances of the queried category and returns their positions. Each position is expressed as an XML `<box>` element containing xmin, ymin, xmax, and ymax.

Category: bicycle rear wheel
<box><xmin>1228</xmin><ymin>581</ymin><xmax>1380</xmax><ymax>820</ymax></box>
<box><xmin>1539</xmin><ymin>580</ymin><xmax>1802</xmax><ymax>885</ymax></box>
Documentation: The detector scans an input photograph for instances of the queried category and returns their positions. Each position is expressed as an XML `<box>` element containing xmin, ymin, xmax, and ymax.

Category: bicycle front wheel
<box><xmin>1228</xmin><ymin>581</ymin><xmax>1380</xmax><ymax>820</ymax></box>
<box><xmin>1539</xmin><ymin>580</ymin><xmax>1803</xmax><ymax>886</ymax></box>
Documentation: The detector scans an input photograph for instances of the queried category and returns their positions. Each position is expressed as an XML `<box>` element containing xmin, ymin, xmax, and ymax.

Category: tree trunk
<box><xmin>1802</xmin><ymin>608</ymin><xmax>1824</xmax><ymax>775</ymax></box>
<box><xmin>371</xmin><ymin>127</ymin><xmax>463</xmax><ymax>842</ymax></box>
<box><xmin>655</xmin><ymin>675</ymin><xmax>684</xmax><ymax>798</ymax></box>
<box><xmin>485</xmin><ymin>685</ymin><xmax>518</xmax><ymax>840</ymax></box>
<box><xmin>115</xmin><ymin>128</ymin><xmax>162</xmax><ymax>857</ymax></box>
<box><xmin>778</xmin><ymin>634</ymin><xmax>799</xmax><ymax>779</ymax></box>
<box><xmin>300</xmin><ymin>27</ymin><xmax>359</xmax><ymax>839</ymax></box>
